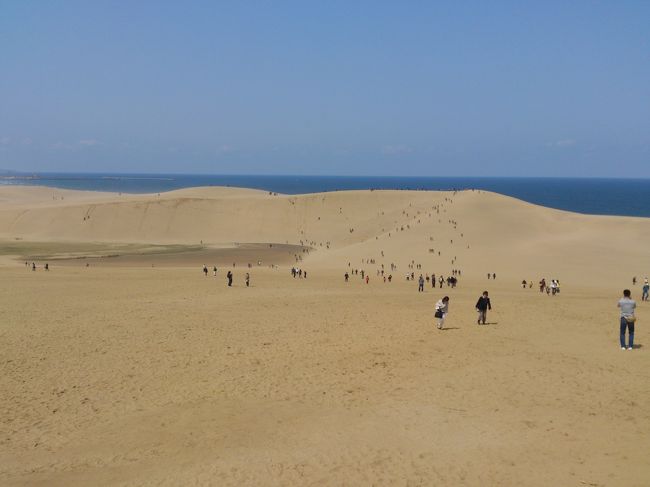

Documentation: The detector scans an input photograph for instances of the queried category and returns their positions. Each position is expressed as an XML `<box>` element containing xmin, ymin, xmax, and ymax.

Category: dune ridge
<box><xmin>1</xmin><ymin>185</ymin><xmax>648</xmax><ymax>281</ymax></box>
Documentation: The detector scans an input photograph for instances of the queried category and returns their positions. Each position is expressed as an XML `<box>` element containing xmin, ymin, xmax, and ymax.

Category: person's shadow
<box><xmin>631</xmin><ymin>344</ymin><xmax>643</xmax><ymax>349</ymax></box>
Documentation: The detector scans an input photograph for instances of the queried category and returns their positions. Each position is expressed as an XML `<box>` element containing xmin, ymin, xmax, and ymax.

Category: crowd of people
<box><xmin>536</xmin><ymin>278</ymin><xmax>561</xmax><ymax>295</ymax></box>
<box><xmin>197</xmin><ymin>260</ymin><xmax>644</xmax><ymax>350</ymax></box>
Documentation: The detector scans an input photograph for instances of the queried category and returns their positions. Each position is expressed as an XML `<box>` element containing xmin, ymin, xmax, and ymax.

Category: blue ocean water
<box><xmin>1</xmin><ymin>172</ymin><xmax>649</xmax><ymax>218</ymax></box>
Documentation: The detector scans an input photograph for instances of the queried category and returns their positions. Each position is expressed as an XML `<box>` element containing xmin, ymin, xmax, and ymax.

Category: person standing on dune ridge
<box><xmin>226</xmin><ymin>271</ymin><xmax>233</xmax><ymax>287</ymax></box>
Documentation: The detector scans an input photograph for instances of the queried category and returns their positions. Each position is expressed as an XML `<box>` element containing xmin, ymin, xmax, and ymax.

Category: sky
<box><xmin>1</xmin><ymin>1</ymin><xmax>649</xmax><ymax>177</ymax></box>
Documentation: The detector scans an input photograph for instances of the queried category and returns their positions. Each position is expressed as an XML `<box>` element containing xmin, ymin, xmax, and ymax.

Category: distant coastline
<box><xmin>1</xmin><ymin>172</ymin><xmax>649</xmax><ymax>218</ymax></box>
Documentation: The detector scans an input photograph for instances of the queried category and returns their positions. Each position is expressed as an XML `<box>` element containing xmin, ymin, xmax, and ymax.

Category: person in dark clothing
<box><xmin>475</xmin><ymin>291</ymin><xmax>492</xmax><ymax>325</ymax></box>
<box><xmin>226</xmin><ymin>271</ymin><xmax>233</xmax><ymax>287</ymax></box>
<box><xmin>418</xmin><ymin>275</ymin><xmax>425</xmax><ymax>292</ymax></box>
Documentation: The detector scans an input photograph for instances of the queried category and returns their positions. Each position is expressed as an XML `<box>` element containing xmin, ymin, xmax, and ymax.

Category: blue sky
<box><xmin>1</xmin><ymin>1</ymin><xmax>648</xmax><ymax>176</ymax></box>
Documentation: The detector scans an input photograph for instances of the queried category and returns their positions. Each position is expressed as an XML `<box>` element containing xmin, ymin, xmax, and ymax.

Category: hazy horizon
<box><xmin>1</xmin><ymin>2</ymin><xmax>649</xmax><ymax>177</ymax></box>
<box><xmin>3</xmin><ymin>169</ymin><xmax>650</xmax><ymax>182</ymax></box>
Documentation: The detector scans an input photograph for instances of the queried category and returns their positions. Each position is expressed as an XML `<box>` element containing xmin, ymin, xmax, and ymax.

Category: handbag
<box><xmin>434</xmin><ymin>310</ymin><xmax>443</xmax><ymax>319</ymax></box>
<box><xmin>625</xmin><ymin>316</ymin><xmax>636</xmax><ymax>324</ymax></box>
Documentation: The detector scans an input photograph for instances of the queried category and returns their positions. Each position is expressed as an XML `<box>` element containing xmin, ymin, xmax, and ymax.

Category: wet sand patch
<box><xmin>0</xmin><ymin>241</ymin><xmax>310</xmax><ymax>267</ymax></box>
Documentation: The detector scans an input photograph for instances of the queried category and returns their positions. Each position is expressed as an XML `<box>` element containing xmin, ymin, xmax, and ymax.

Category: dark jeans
<box><xmin>620</xmin><ymin>317</ymin><xmax>634</xmax><ymax>348</ymax></box>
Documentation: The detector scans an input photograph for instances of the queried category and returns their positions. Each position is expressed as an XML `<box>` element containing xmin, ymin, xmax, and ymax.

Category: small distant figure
<box><xmin>32</xmin><ymin>263</ymin><xmax>36</xmax><ymax>271</ymax></box>
<box><xmin>475</xmin><ymin>291</ymin><xmax>492</xmax><ymax>325</ymax></box>
<box><xmin>434</xmin><ymin>296</ymin><xmax>450</xmax><ymax>330</ymax></box>
<box><xmin>45</xmin><ymin>263</ymin><xmax>49</xmax><ymax>271</ymax></box>
<box><xmin>226</xmin><ymin>271</ymin><xmax>233</xmax><ymax>287</ymax></box>
<box><xmin>213</xmin><ymin>266</ymin><xmax>217</xmax><ymax>277</ymax></box>
<box><xmin>521</xmin><ymin>280</ymin><xmax>527</xmax><ymax>288</ymax></box>
<box><xmin>365</xmin><ymin>275</ymin><xmax>369</xmax><ymax>284</ymax></box>
<box><xmin>418</xmin><ymin>275</ymin><xmax>424</xmax><ymax>292</ymax></box>
<box><xmin>539</xmin><ymin>278</ymin><xmax>546</xmax><ymax>293</ymax></box>
<box><xmin>487</xmin><ymin>273</ymin><xmax>490</xmax><ymax>280</ymax></box>
<box><xmin>642</xmin><ymin>279</ymin><xmax>649</xmax><ymax>302</ymax></box>
<box><xmin>632</xmin><ymin>276</ymin><xmax>637</xmax><ymax>285</ymax></box>
<box><xmin>492</xmin><ymin>273</ymin><xmax>496</xmax><ymax>280</ymax></box>
<box><xmin>203</xmin><ymin>265</ymin><xmax>208</xmax><ymax>277</ymax></box>
<box><xmin>388</xmin><ymin>274</ymin><xmax>392</xmax><ymax>282</ymax></box>
<box><xmin>344</xmin><ymin>272</ymin><xmax>349</xmax><ymax>282</ymax></box>
<box><xmin>245</xmin><ymin>273</ymin><xmax>250</xmax><ymax>287</ymax></box>
<box><xmin>618</xmin><ymin>289</ymin><xmax>636</xmax><ymax>350</ymax></box>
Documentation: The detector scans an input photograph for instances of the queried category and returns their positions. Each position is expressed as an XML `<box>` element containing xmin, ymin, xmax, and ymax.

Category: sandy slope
<box><xmin>1</xmin><ymin>186</ymin><xmax>649</xmax><ymax>486</ymax></box>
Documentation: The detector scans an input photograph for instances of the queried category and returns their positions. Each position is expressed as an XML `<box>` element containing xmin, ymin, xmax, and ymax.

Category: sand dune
<box><xmin>1</xmin><ymin>185</ymin><xmax>648</xmax><ymax>281</ymax></box>
<box><xmin>1</xmin><ymin>186</ymin><xmax>649</xmax><ymax>486</ymax></box>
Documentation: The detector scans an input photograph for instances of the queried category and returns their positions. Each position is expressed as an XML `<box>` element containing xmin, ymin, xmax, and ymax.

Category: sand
<box><xmin>1</xmin><ymin>186</ymin><xmax>649</xmax><ymax>486</ymax></box>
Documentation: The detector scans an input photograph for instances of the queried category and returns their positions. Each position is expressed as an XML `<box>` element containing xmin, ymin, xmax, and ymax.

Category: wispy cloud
<box><xmin>52</xmin><ymin>139</ymin><xmax>102</xmax><ymax>151</ymax></box>
<box><xmin>78</xmin><ymin>139</ymin><xmax>100</xmax><ymax>147</ymax></box>
<box><xmin>0</xmin><ymin>136</ymin><xmax>35</xmax><ymax>147</ymax></box>
<box><xmin>381</xmin><ymin>144</ymin><xmax>413</xmax><ymax>155</ymax></box>
<box><xmin>215</xmin><ymin>144</ymin><xmax>235</xmax><ymax>156</ymax></box>
<box><xmin>548</xmin><ymin>139</ymin><xmax>576</xmax><ymax>148</ymax></box>
<box><xmin>52</xmin><ymin>141</ymin><xmax>73</xmax><ymax>150</ymax></box>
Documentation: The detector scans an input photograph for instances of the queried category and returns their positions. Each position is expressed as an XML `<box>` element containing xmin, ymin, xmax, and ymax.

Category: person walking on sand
<box><xmin>344</xmin><ymin>272</ymin><xmax>349</xmax><ymax>282</ymax></box>
<box><xmin>213</xmin><ymin>266</ymin><xmax>217</xmax><ymax>277</ymax></box>
<box><xmin>475</xmin><ymin>291</ymin><xmax>492</xmax><ymax>325</ymax></box>
<box><xmin>203</xmin><ymin>265</ymin><xmax>208</xmax><ymax>277</ymax></box>
<box><xmin>245</xmin><ymin>272</ymin><xmax>250</xmax><ymax>287</ymax></box>
<box><xmin>226</xmin><ymin>271</ymin><xmax>233</xmax><ymax>287</ymax></box>
<box><xmin>618</xmin><ymin>289</ymin><xmax>636</xmax><ymax>350</ymax></box>
<box><xmin>434</xmin><ymin>296</ymin><xmax>450</xmax><ymax>330</ymax></box>
<box><xmin>642</xmin><ymin>279</ymin><xmax>649</xmax><ymax>302</ymax></box>
<box><xmin>418</xmin><ymin>274</ymin><xmax>425</xmax><ymax>292</ymax></box>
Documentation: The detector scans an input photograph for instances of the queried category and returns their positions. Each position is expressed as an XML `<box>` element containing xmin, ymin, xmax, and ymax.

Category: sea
<box><xmin>1</xmin><ymin>172</ymin><xmax>649</xmax><ymax>218</ymax></box>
